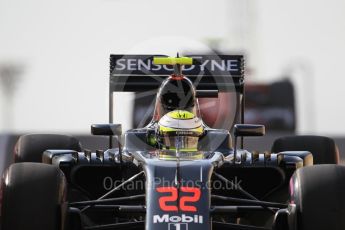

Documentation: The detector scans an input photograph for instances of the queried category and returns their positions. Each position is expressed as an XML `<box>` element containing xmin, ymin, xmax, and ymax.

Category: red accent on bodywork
<box><xmin>170</xmin><ymin>74</ymin><xmax>185</xmax><ymax>80</ymax></box>
<box><xmin>156</xmin><ymin>186</ymin><xmax>201</xmax><ymax>212</ymax></box>
<box><xmin>180</xmin><ymin>187</ymin><xmax>201</xmax><ymax>212</ymax></box>
<box><xmin>157</xmin><ymin>187</ymin><xmax>178</xmax><ymax>212</ymax></box>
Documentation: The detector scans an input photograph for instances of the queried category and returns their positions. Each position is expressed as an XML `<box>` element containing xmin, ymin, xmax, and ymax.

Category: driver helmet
<box><xmin>157</xmin><ymin>110</ymin><xmax>203</xmax><ymax>153</ymax></box>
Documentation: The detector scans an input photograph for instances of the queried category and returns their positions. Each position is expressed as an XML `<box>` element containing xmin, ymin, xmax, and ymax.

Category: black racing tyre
<box><xmin>14</xmin><ymin>134</ymin><xmax>82</xmax><ymax>163</ymax></box>
<box><xmin>271</xmin><ymin>135</ymin><xmax>339</xmax><ymax>164</ymax></box>
<box><xmin>290</xmin><ymin>164</ymin><xmax>345</xmax><ymax>230</ymax></box>
<box><xmin>0</xmin><ymin>163</ymin><xmax>68</xmax><ymax>230</ymax></box>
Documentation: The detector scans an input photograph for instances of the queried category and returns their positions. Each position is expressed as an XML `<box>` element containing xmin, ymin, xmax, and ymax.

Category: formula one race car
<box><xmin>1</xmin><ymin>54</ymin><xmax>344</xmax><ymax>230</ymax></box>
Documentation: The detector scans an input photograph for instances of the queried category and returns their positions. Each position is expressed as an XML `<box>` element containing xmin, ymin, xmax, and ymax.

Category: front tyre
<box><xmin>289</xmin><ymin>165</ymin><xmax>345</xmax><ymax>230</ymax></box>
<box><xmin>14</xmin><ymin>134</ymin><xmax>82</xmax><ymax>163</ymax></box>
<box><xmin>271</xmin><ymin>135</ymin><xmax>339</xmax><ymax>164</ymax></box>
<box><xmin>0</xmin><ymin>163</ymin><xmax>68</xmax><ymax>230</ymax></box>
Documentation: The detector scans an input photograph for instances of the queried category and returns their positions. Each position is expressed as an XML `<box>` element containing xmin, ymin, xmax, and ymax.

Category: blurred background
<box><xmin>1</xmin><ymin>0</ymin><xmax>345</xmax><ymax>171</ymax></box>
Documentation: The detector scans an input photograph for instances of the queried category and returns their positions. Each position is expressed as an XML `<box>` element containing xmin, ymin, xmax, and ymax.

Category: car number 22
<box><xmin>156</xmin><ymin>187</ymin><xmax>201</xmax><ymax>212</ymax></box>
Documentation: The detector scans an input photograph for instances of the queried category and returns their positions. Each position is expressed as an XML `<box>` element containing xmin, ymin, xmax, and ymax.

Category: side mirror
<box><xmin>234</xmin><ymin>124</ymin><xmax>265</xmax><ymax>137</ymax></box>
<box><xmin>233</xmin><ymin>124</ymin><xmax>265</xmax><ymax>163</ymax></box>
<box><xmin>91</xmin><ymin>124</ymin><xmax>122</xmax><ymax>136</ymax></box>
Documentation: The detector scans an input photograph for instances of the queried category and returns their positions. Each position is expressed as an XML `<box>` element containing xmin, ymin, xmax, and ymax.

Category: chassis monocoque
<box><xmin>0</xmin><ymin>55</ymin><xmax>344</xmax><ymax>230</ymax></box>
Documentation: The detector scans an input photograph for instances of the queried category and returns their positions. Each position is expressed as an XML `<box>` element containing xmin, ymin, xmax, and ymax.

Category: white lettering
<box><xmin>181</xmin><ymin>214</ymin><xmax>193</xmax><ymax>223</ymax></box>
<box><xmin>153</xmin><ymin>214</ymin><xmax>169</xmax><ymax>223</ymax></box>
<box><xmin>182</xmin><ymin>65</ymin><xmax>195</xmax><ymax>71</ymax></box>
<box><xmin>211</xmin><ymin>60</ymin><xmax>226</xmax><ymax>71</ymax></box>
<box><xmin>128</xmin><ymin>59</ymin><xmax>137</xmax><ymax>71</ymax></box>
<box><xmin>227</xmin><ymin>60</ymin><xmax>238</xmax><ymax>71</ymax></box>
<box><xmin>138</xmin><ymin>59</ymin><xmax>150</xmax><ymax>71</ymax></box>
<box><xmin>169</xmin><ymin>216</ymin><xmax>182</xmax><ymax>222</ymax></box>
<box><xmin>115</xmin><ymin>59</ymin><xmax>126</xmax><ymax>70</ymax></box>
<box><xmin>152</xmin><ymin>62</ymin><xmax>161</xmax><ymax>71</ymax></box>
<box><xmin>153</xmin><ymin>214</ymin><xmax>203</xmax><ymax>224</ymax></box>
<box><xmin>114</xmin><ymin>58</ymin><xmax>238</xmax><ymax>74</ymax></box>
<box><xmin>200</xmin><ymin>60</ymin><xmax>209</xmax><ymax>71</ymax></box>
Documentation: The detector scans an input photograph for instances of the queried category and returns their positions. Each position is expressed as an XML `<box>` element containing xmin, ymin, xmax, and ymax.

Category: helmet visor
<box><xmin>162</xmin><ymin>135</ymin><xmax>199</xmax><ymax>151</ymax></box>
<box><xmin>158</xmin><ymin>135</ymin><xmax>203</xmax><ymax>160</ymax></box>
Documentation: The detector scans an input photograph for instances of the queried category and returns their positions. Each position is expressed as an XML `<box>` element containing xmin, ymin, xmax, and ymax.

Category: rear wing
<box><xmin>109</xmin><ymin>55</ymin><xmax>245</xmax><ymax>140</ymax></box>
<box><xmin>110</xmin><ymin>55</ymin><xmax>244</xmax><ymax>92</ymax></box>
